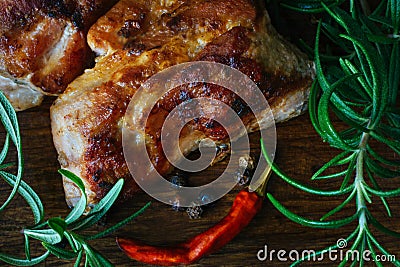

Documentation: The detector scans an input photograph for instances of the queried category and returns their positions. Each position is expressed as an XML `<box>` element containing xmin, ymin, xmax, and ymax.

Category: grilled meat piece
<box><xmin>51</xmin><ymin>0</ymin><xmax>315</xmax><ymax>207</ymax></box>
<box><xmin>0</xmin><ymin>0</ymin><xmax>117</xmax><ymax>110</ymax></box>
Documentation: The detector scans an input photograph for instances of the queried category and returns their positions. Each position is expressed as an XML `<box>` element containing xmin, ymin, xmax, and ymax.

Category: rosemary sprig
<box><xmin>265</xmin><ymin>0</ymin><xmax>400</xmax><ymax>266</ymax></box>
<box><xmin>0</xmin><ymin>90</ymin><xmax>150</xmax><ymax>266</ymax></box>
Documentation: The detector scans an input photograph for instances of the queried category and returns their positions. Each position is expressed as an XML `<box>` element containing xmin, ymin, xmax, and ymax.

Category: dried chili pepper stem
<box><xmin>116</xmin><ymin>170</ymin><xmax>271</xmax><ymax>266</ymax></box>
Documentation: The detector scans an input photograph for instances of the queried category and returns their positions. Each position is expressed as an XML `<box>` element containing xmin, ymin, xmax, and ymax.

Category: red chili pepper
<box><xmin>117</xmin><ymin>188</ymin><xmax>263</xmax><ymax>266</ymax></box>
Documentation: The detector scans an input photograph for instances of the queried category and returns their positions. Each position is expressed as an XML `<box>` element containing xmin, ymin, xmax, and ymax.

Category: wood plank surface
<box><xmin>0</xmin><ymin>2</ymin><xmax>399</xmax><ymax>266</ymax></box>
<box><xmin>1</xmin><ymin>97</ymin><xmax>399</xmax><ymax>266</ymax></box>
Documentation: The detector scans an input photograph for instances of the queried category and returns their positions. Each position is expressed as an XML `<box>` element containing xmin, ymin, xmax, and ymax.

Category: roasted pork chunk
<box><xmin>0</xmin><ymin>0</ymin><xmax>117</xmax><ymax>110</ymax></box>
<box><xmin>51</xmin><ymin>0</ymin><xmax>315</xmax><ymax>207</ymax></box>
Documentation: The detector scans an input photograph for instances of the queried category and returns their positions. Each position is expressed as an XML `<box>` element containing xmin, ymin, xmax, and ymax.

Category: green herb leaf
<box><xmin>0</xmin><ymin>251</ymin><xmax>49</xmax><ymax>266</ymax></box>
<box><xmin>73</xmin><ymin>250</ymin><xmax>83</xmax><ymax>267</ymax></box>
<box><xmin>311</xmin><ymin>151</ymin><xmax>353</xmax><ymax>180</ymax></box>
<box><xmin>0</xmin><ymin>134</ymin><xmax>9</xmax><ymax>164</ymax></box>
<box><xmin>83</xmin><ymin>243</ymin><xmax>113</xmax><ymax>267</ymax></box>
<box><xmin>23</xmin><ymin>229</ymin><xmax>62</xmax><ymax>245</ymax></box>
<box><xmin>58</xmin><ymin>169</ymin><xmax>87</xmax><ymax>224</ymax></box>
<box><xmin>47</xmin><ymin>218</ymin><xmax>67</xmax><ymax>239</ymax></box>
<box><xmin>86</xmin><ymin>201</ymin><xmax>151</xmax><ymax>240</ymax></box>
<box><xmin>0</xmin><ymin>91</ymin><xmax>20</xmax><ymax>147</ymax></box>
<box><xmin>261</xmin><ymin>139</ymin><xmax>354</xmax><ymax>196</ymax></box>
<box><xmin>267</xmin><ymin>193</ymin><xmax>358</xmax><ymax>228</ymax></box>
<box><xmin>42</xmin><ymin>242</ymin><xmax>78</xmax><ymax>260</ymax></box>
<box><xmin>24</xmin><ymin>234</ymin><xmax>30</xmax><ymax>261</ymax></box>
<box><xmin>64</xmin><ymin>232</ymin><xmax>83</xmax><ymax>252</ymax></box>
<box><xmin>320</xmin><ymin>187</ymin><xmax>357</xmax><ymax>221</ymax></box>
<box><xmin>71</xmin><ymin>179</ymin><xmax>124</xmax><ymax>231</ymax></box>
